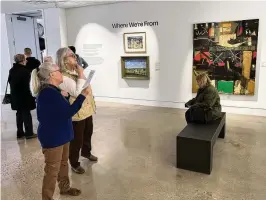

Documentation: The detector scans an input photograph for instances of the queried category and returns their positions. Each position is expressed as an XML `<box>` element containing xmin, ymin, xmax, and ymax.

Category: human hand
<box><xmin>75</xmin><ymin>65</ymin><xmax>84</xmax><ymax>74</ymax></box>
<box><xmin>75</xmin><ymin>65</ymin><xmax>86</xmax><ymax>79</ymax></box>
<box><xmin>81</xmin><ymin>87</ymin><xmax>89</xmax><ymax>97</ymax></box>
<box><xmin>61</xmin><ymin>90</ymin><xmax>69</xmax><ymax>97</ymax></box>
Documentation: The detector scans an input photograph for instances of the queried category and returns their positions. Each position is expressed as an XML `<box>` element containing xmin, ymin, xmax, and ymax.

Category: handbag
<box><xmin>2</xmin><ymin>80</ymin><xmax>11</xmax><ymax>104</ymax></box>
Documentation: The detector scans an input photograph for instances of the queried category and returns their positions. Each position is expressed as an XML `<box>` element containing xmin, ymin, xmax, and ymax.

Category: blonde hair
<box><xmin>30</xmin><ymin>62</ymin><xmax>57</xmax><ymax>96</ymax></box>
<box><xmin>44</xmin><ymin>56</ymin><xmax>53</xmax><ymax>63</ymax></box>
<box><xmin>56</xmin><ymin>47</ymin><xmax>73</xmax><ymax>72</ymax></box>
<box><xmin>196</xmin><ymin>72</ymin><xmax>211</xmax><ymax>88</ymax></box>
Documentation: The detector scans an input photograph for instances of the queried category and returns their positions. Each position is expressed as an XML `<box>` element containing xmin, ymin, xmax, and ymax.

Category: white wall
<box><xmin>66</xmin><ymin>1</ymin><xmax>266</xmax><ymax>116</ymax></box>
<box><xmin>1</xmin><ymin>14</ymin><xmax>12</xmax><ymax>95</ymax></box>
<box><xmin>1</xmin><ymin>14</ymin><xmax>40</xmax><ymax>95</ymax></box>
<box><xmin>4</xmin><ymin>14</ymin><xmax>16</xmax><ymax>77</ymax></box>
<box><xmin>59</xmin><ymin>9</ymin><xmax>68</xmax><ymax>47</ymax></box>
<box><xmin>43</xmin><ymin>8</ymin><xmax>68</xmax><ymax>60</ymax></box>
<box><xmin>1</xmin><ymin>8</ymin><xmax>68</xmax><ymax>95</ymax></box>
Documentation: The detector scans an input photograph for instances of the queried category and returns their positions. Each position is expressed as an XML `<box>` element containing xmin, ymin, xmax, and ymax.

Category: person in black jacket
<box><xmin>8</xmin><ymin>54</ymin><xmax>37</xmax><ymax>139</ymax></box>
<box><xmin>24</xmin><ymin>47</ymin><xmax>41</xmax><ymax>72</ymax></box>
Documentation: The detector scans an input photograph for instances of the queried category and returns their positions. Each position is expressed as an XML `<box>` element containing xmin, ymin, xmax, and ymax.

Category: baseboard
<box><xmin>95</xmin><ymin>96</ymin><xmax>186</xmax><ymax>109</ymax></box>
<box><xmin>95</xmin><ymin>96</ymin><xmax>266</xmax><ymax>117</ymax></box>
<box><xmin>1</xmin><ymin>94</ymin><xmax>265</xmax><ymax>116</ymax></box>
<box><xmin>221</xmin><ymin>106</ymin><xmax>266</xmax><ymax>117</ymax></box>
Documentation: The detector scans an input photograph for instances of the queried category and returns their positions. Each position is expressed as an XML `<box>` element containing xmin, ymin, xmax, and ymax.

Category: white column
<box><xmin>43</xmin><ymin>8</ymin><xmax>68</xmax><ymax>61</ymax></box>
<box><xmin>1</xmin><ymin>14</ymin><xmax>12</xmax><ymax>95</ymax></box>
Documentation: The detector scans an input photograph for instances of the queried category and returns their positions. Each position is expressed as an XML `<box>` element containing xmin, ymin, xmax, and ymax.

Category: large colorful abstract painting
<box><xmin>193</xmin><ymin>19</ymin><xmax>259</xmax><ymax>95</ymax></box>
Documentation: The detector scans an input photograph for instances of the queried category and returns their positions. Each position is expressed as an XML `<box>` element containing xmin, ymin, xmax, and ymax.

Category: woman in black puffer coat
<box><xmin>8</xmin><ymin>54</ymin><xmax>37</xmax><ymax>139</ymax></box>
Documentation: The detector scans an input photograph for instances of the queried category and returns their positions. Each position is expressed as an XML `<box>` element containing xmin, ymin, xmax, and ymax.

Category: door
<box><xmin>11</xmin><ymin>15</ymin><xmax>39</xmax><ymax>58</ymax></box>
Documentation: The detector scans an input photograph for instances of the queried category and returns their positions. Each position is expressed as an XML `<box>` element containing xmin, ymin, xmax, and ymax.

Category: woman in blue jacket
<box><xmin>30</xmin><ymin>62</ymin><xmax>89</xmax><ymax>200</ymax></box>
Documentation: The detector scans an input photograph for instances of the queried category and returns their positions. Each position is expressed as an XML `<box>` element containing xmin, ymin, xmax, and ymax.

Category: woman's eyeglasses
<box><xmin>52</xmin><ymin>69</ymin><xmax>62</xmax><ymax>74</ymax></box>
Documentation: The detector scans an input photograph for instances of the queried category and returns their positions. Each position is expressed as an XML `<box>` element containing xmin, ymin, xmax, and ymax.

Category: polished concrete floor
<box><xmin>1</xmin><ymin>102</ymin><xmax>266</xmax><ymax>200</ymax></box>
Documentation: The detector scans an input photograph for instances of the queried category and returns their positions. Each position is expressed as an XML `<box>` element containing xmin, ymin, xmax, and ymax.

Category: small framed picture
<box><xmin>123</xmin><ymin>32</ymin><xmax>146</xmax><ymax>53</ymax></box>
<box><xmin>121</xmin><ymin>56</ymin><xmax>150</xmax><ymax>80</ymax></box>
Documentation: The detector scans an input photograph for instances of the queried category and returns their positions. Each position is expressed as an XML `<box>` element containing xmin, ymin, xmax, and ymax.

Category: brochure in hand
<box><xmin>83</xmin><ymin>70</ymin><xmax>95</xmax><ymax>89</ymax></box>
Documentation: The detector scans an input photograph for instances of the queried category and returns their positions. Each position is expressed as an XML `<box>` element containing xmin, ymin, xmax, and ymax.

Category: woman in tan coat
<box><xmin>56</xmin><ymin>47</ymin><xmax>97</xmax><ymax>174</ymax></box>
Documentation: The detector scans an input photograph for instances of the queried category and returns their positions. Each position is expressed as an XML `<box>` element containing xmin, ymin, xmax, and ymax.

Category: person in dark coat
<box><xmin>185</xmin><ymin>73</ymin><xmax>222</xmax><ymax>124</ymax></box>
<box><xmin>8</xmin><ymin>54</ymin><xmax>37</xmax><ymax>139</ymax></box>
<box><xmin>24</xmin><ymin>47</ymin><xmax>41</xmax><ymax>72</ymax></box>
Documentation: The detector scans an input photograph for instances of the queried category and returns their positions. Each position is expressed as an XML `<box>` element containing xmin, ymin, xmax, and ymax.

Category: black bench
<box><xmin>176</xmin><ymin>112</ymin><xmax>226</xmax><ymax>174</ymax></box>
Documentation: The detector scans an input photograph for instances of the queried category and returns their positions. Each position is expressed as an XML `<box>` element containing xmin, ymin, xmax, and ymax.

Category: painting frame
<box><xmin>192</xmin><ymin>19</ymin><xmax>259</xmax><ymax>96</ymax></box>
<box><xmin>121</xmin><ymin>56</ymin><xmax>150</xmax><ymax>80</ymax></box>
<box><xmin>123</xmin><ymin>32</ymin><xmax>147</xmax><ymax>53</ymax></box>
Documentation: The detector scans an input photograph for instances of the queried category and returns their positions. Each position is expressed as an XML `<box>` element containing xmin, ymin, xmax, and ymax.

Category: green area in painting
<box><xmin>217</xmin><ymin>81</ymin><xmax>234</xmax><ymax>94</ymax></box>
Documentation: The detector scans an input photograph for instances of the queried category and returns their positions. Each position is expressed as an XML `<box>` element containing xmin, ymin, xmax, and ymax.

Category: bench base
<box><xmin>177</xmin><ymin>136</ymin><xmax>213</xmax><ymax>174</ymax></box>
<box><xmin>176</xmin><ymin>113</ymin><xmax>226</xmax><ymax>174</ymax></box>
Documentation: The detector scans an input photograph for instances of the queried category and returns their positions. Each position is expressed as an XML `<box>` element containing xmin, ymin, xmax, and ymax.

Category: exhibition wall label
<box><xmin>112</xmin><ymin>21</ymin><xmax>159</xmax><ymax>29</ymax></box>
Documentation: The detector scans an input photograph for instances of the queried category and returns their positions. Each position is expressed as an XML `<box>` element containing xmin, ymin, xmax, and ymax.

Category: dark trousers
<box><xmin>185</xmin><ymin>109</ymin><xmax>193</xmax><ymax>124</ymax></box>
<box><xmin>185</xmin><ymin>108</ymin><xmax>213</xmax><ymax>124</ymax></box>
<box><xmin>69</xmin><ymin>116</ymin><xmax>93</xmax><ymax>168</ymax></box>
<box><xmin>185</xmin><ymin>108</ymin><xmax>206</xmax><ymax>124</ymax></box>
<box><xmin>16</xmin><ymin>110</ymin><xmax>33</xmax><ymax>137</ymax></box>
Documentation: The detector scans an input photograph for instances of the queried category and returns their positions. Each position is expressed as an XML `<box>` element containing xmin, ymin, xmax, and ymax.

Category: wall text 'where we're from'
<box><xmin>112</xmin><ymin>21</ymin><xmax>159</xmax><ymax>29</ymax></box>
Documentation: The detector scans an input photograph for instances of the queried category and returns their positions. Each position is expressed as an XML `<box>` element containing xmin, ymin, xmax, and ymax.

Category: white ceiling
<box><xmin>1</xmin><ymin>0</ymin><xmax>128</xmax><ymax>14</ymax></box>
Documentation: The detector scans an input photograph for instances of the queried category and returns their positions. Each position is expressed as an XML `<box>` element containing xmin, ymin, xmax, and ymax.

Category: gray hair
<box><xmin>56</xmin><ymin>47</ymin><xmax>71</xmax><ymax>72</ymax></box>
<box><xmin>44</xmin><ymin>56</ymin><xmax>53</xmax><ymax>63</ymax></box>
<box><xmin>30</xmin><ymin>62</ymin><xmax>56</xmax><ymax>96</ymax></box>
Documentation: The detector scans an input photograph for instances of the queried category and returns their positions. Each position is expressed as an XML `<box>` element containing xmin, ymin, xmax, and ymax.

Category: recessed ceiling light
<box><xmin>22</xmin><ymin>0</ymin><xmax>50</xmax><ymax>4</ymax></box>
<box><xmin>22</xmin><ymin>0</ymin><xmax>68</xmax><ymax>4</ymax></box>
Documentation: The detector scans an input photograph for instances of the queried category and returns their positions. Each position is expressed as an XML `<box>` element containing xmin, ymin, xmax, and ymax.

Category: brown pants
<box><xmin>42</xmin><ymin>143</ymin><xmax>70</xmax><ymax>200</ymax></box>
<box><xmin>69</xmin><ymin>116</ymin><xmax>93</xmax><ymax>168</ymax></box>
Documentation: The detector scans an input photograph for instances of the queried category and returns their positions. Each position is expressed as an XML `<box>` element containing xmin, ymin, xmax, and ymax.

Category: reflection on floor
<box><xmin>1</xmin><ymin>102</ymin><xmax>266</xmax><ymax>200</ymax></box>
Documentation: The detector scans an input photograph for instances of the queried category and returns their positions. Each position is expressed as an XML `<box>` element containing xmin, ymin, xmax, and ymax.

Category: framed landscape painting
<box><xmin>121</xmin><ymin>56</ymin><xmax>150</xmax><ymax>80</ymax></box>
<box><xmin>192</xmin><ymin>19</ymin><xmax>259</xmax><ymax>95</ymax></box>
<box><xmin>123</xmin><ymin>32</ymin><xmax>146</xmax><ymax>53</ymax></box>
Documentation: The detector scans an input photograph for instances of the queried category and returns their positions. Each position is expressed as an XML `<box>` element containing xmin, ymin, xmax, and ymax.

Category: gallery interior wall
<box><xmin>1</xmin><ymin>14</ymin><xmax>12</xmax><ymax>95</ymax></box>
<box><xmin>59</xmin><ymin>8</ymin><xmax>68</xmax><ymax>47</ymax></box>
<box><xmin>0</xmin><ymin>8</ymin><xmax>67</xmax><ymax>95</ymax></box>
<box><xmin>43</xmin><ymin>8</ymin><xmax>68</xmax><ymax>61</ymax></box>
<box><xmin>66</xmin><ymin>1</ymin><xmax>266</xmax><ymax>116</ymax></box>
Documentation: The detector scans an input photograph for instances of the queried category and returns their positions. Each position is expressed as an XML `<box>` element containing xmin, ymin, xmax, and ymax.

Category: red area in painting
<box><xmin>253</xmin><ymin>51</ymin><xmax>257</xmax><ymax>59</ymax></box>
<box><xmin>194</xmin><ymin>52</ymin><xmax>213</xmax><ymax>65</ymax></box>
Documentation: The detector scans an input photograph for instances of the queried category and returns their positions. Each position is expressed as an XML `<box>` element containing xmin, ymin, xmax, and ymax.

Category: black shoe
<box><xmin>17</xmin><ymin>131</ymin><xmax>25</xmax><ymax>139</ymax></box>
<box><xmin>81</xmin><ymin>153</ymin><xmax>98</xmax><ymax>162</ymax></box>
<box><xmin>17</xmin><ymin>135</ymin><xmax>25</xmax><ymax>139</ymax></box>
<box><xmin>89</xmin><ymin>154</ymin><xmax>98</xmax><ymax>162</ymax></box>
<box><xmin>25</xmin><ymin>134</ymin><xmax>38</xmax><ymax>139</ymax></box>
<box><xmin>71</xmin><ymin>166</ymin><xmax>85</xmax><ymax>174</ymax></box>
